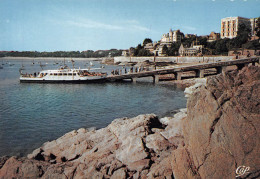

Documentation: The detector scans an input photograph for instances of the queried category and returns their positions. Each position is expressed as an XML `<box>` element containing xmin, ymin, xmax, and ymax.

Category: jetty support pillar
<box><xmin>195</xmin><ymin>69</ymin><xmax>205</xmax><ymax>78</ymax></box>
<box><xmin>153</xmin><ymin>75</ymin><xmax>159</xmax><ymax>84</ymax></box>
<box><xmin>216</xmin><ymin>66</ymin><xmax>226</xmax><ymax>74</ymax></box>
<box><xmin>131</xmin><ymin>77</ymin><xmax>137</xmax><ymax>83</ymax></box>
<box><xmin>175</xmin><ymin>72</ymin><xmax>182</xmax><ymax>80</ymax></box>
<box><xmin>236</xmin><ymin>64</ymin><xmax>246</xmax><ymax>70</ymax></box>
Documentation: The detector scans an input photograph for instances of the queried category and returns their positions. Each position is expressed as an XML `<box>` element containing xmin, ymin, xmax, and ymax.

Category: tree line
<box><xmin>0</xmin><ymin>49</ymin><xmax>123</xmax><ymax>58</ymax></box>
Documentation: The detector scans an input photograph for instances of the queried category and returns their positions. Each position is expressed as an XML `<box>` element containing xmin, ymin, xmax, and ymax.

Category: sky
<box><xmin>0</xmin><ymin>0</ymin><xmax>259</xmax><ymax>51</ymax></box>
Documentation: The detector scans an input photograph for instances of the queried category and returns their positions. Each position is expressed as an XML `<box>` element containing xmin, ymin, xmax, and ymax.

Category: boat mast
<box><xmin>71</xmin><ymin>59</ymin><xmax>75</xmax><ymax>69</ymax></box>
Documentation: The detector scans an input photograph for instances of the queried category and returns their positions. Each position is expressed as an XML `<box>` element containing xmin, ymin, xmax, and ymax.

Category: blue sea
<box><xmin>0</xmin><ymin>58</ymin><xmax>187</xmax><ymax>157</ymax></box>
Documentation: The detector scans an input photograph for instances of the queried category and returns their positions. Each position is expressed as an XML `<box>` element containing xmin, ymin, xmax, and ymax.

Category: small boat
<box><xmin>0</xmin><ymin>65</ymin><xmax>3</xmax><ymax>69</ymax></box>
<box><xmin>19</xmin><ymin>65</ymin><xmax>107</xmax><ymax>83</ymax></box>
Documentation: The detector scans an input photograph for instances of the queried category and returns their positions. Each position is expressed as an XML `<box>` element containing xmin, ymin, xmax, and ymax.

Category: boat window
<box><xmin>73</xmin><ymin>73</ymin><xmax>77</xmax><ymax>76</ymax></box>
<box><xmin>54</xmin><ymin>73</ymin><xmax>58</xmax><ymax>76</ymax></box>
<box><xmin>50</xmin><ymin>73</ymin><xmax>53</xmax><ymax>75</ymax></box>
<box><xmin>58</xmin><ymin>73</ymin><xmax>62</xmax><ymax>76</ymax></box>
<box><xmin>68</xmin><ymin>73</ymin><xmax>73</xmax><ymax>76</ymax></box>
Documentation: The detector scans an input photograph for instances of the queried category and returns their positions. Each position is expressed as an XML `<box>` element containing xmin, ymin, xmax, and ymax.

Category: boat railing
<box><xmin>80</xmin><ymin>72</ymin><xmax>107</xmax><ymax>77</ymax></box>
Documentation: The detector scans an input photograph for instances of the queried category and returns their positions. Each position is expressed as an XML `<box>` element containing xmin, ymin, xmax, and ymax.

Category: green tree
<box><xmin>137</xmin><ymin>49</ymin><xmax>152</xmax><ymax>56</ymax></box>
<box><xmin>134</xmin><ymin>44</ymin><xmax>143</xmax><ymax>56</ymax></box>
<box><xmin>255</xmin><ymin>17</ymin><xmax>260</xmax><ymax>38</ymax></box>
<box><xmin>215</xmin><ymin>38</ymin><xmax>229</xmax><ymax>55</ymax></box>
<box><xmin>197</xmin><ymin>37</ymin><xmax>208</xmax><ymax>47</ymax></box>
<box><xmin>242</xmin><ymin>40</ymin><xmax>260</xmax><ymax>50</ymax></box>
<box><xmin>181</xmin><ymin>36</ymin><xmax>197</xmax><ymax>47</ymax></box>
<box><xmin>162</xmin><ymin>45</ymin><xmax>169</xmax><ymax>56</ymax></box>
<box><xmin>236</xmin><ymin>23</ymin><xmax>252</xmax><ymax>46</ymax></box>
<box><xmin>168</xmin><ymin>42</ymin><xmax>181</xmax><ymax>56</ymax></box>
<box><xmin>143</xmin><ymin>38</ymin><xmax>153</xmax><ymax>46</ymax></box>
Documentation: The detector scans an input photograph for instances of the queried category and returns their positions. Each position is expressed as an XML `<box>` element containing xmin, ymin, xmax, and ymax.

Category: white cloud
<box><xmin>123</xmin><ymin>19</ymin><xmax>139</xmax><ymax>24</ymax></box>
<box><xmin>131</xmin><ymin>25</ymin><xmax>150</xmax><ymax>32</ymax></box>
<box><xmin>66</xmin><ymin>20</ymin><xmax>123</xmax><ymax>30</ymax></box>
<box><xmin>181</xmin><ymin>25</ymin><xmax>197</xmax><ymax>31</ymax></box>
<box><xmin>51</xmin><ymin>17</ymin><xmax>151</xmax><ymax>33</ymax></box>
<box><xmin>49</xmin><ymin>7</ymin><xmax>151</xmax><ymax>33</ymax></box>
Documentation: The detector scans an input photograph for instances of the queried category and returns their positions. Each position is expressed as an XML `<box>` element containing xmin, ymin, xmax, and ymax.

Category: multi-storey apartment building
<box><xmin>221</xmin><ymin>16</ymin><xmax>255</xmax><ymax>39</ymax></box>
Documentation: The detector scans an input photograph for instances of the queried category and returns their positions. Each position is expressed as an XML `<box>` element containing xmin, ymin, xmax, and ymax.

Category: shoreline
<box><xmin>0</xmin><ymin>57</ymin><xmax>107</xmax><ymax>61</ymax></box>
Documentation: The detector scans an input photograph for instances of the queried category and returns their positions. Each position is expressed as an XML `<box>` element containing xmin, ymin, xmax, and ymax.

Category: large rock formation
<box><xmin>172</xmin><ymin>65</ymin><xmax>260</xmax><ymax>179</ymax></box>
<box><xmin>0</xmin><ymin>65</ymin><xmax>259</xmax><ymax>179</ymax></box>
<box><xmin>0</xmin><ymin>110</ymin><xmax>187</xmax><ymax>179</ymax></box>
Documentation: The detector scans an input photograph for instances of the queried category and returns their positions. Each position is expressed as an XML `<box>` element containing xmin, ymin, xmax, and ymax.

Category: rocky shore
<box><xmin>0</xmin><ymin>65</ymin><xmax>259</xmax><ymax>178</ymax></box>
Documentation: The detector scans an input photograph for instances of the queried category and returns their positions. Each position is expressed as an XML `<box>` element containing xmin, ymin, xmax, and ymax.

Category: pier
<box><xmin>106</xmin><ymin>57</ymin><xmax>259</xmax><ymax>83</ymax></box>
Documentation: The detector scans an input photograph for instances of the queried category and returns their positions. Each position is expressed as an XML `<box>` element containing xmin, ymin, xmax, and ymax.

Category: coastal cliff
<box><xmin>172</xmin><ymin>65</ymin><xmax>260</xmax><ymax>179</ymax></box>
<box><xmin>0</xmin><ymin>66</ymin><xmax>259</xmax><ymax>178</ymax></box>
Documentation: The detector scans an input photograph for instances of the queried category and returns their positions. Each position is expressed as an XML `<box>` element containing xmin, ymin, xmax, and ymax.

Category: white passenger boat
<box><xmin>19</xmin><ymin>65</ymin><xmax>107</xmax><ymax>83</ymax></box>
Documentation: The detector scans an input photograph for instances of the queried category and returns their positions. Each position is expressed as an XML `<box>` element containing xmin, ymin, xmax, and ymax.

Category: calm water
<box><xmin>0</xmin><ymin>58</ymin><xmax>186</xmax><ymax>157</ymax></box>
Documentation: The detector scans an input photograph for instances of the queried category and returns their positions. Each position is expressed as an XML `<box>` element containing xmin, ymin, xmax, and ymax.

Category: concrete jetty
<box><xmin>106</xmin><ymin>57</ymin><xmax>259</xmax><ymax>83</ymax></box>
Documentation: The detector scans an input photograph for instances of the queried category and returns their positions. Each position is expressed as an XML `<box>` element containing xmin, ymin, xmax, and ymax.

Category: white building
<box><xmin>161</xmin><ymin>29</ymin><xmax>184</xmax><ymax>43</ymax></box>
<box><xmin>221</xmin><ymin>16</ymin><xmax>251</xmax><ymax>39</ymax></box>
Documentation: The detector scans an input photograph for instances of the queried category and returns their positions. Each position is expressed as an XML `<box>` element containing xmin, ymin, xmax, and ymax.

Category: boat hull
<box><xmin>20</xmin><ymin>78</ymin><xmax>107</xmax><ymax>83</ymax></box>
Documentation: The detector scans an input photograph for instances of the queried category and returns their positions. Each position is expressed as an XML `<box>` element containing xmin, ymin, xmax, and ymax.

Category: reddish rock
<box><xmin>0</xmin><ymin>157</ymin><xmax>48</xmax><ymax>179</ymax></box>
<box><xmin>0</xmin><ymin>156</ymin><xmax>9</xmax><ymax>169</ymax></box>
<box><xmin>127</xmin><ymin>159</ymin><xmax>151</xmax><ymax>172</ymax></box>
<box><xmin>110</xmin><ymin>168</ymin><xmax>126</xmax><ymax>179</ymax></box>
<box><xmin>1</xmin><ymin>114</ymin><xmax>179</xmax><ymax>178</ymax></box>
<box><xmin>146</xmin><ymin>133</ymin><xmax>172</xmax><ymax>152</ymax></box>
<box><xmin>172</xmin><ymin>66</ymin><xmax>260</xmax><ymax>179</ymax></box>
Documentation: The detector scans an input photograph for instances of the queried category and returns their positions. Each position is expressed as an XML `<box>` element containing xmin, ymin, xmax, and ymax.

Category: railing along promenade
<box><xmin>106</xmin><ymin>57</ymin><xmax>259</xmax><ymax>83</ymax></box>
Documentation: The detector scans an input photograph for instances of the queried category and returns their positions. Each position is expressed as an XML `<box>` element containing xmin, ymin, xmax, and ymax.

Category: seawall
<box><xmin>114</xmin><ymin>56</ymin><xmax>234</xmax><ymax>63</ymax></box>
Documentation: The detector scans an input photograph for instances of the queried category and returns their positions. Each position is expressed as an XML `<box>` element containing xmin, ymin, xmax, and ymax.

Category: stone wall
<box><xmin>114</xmin><ymin>56</ymin><xmax>233</xmax><ymax>63</ymax></box>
